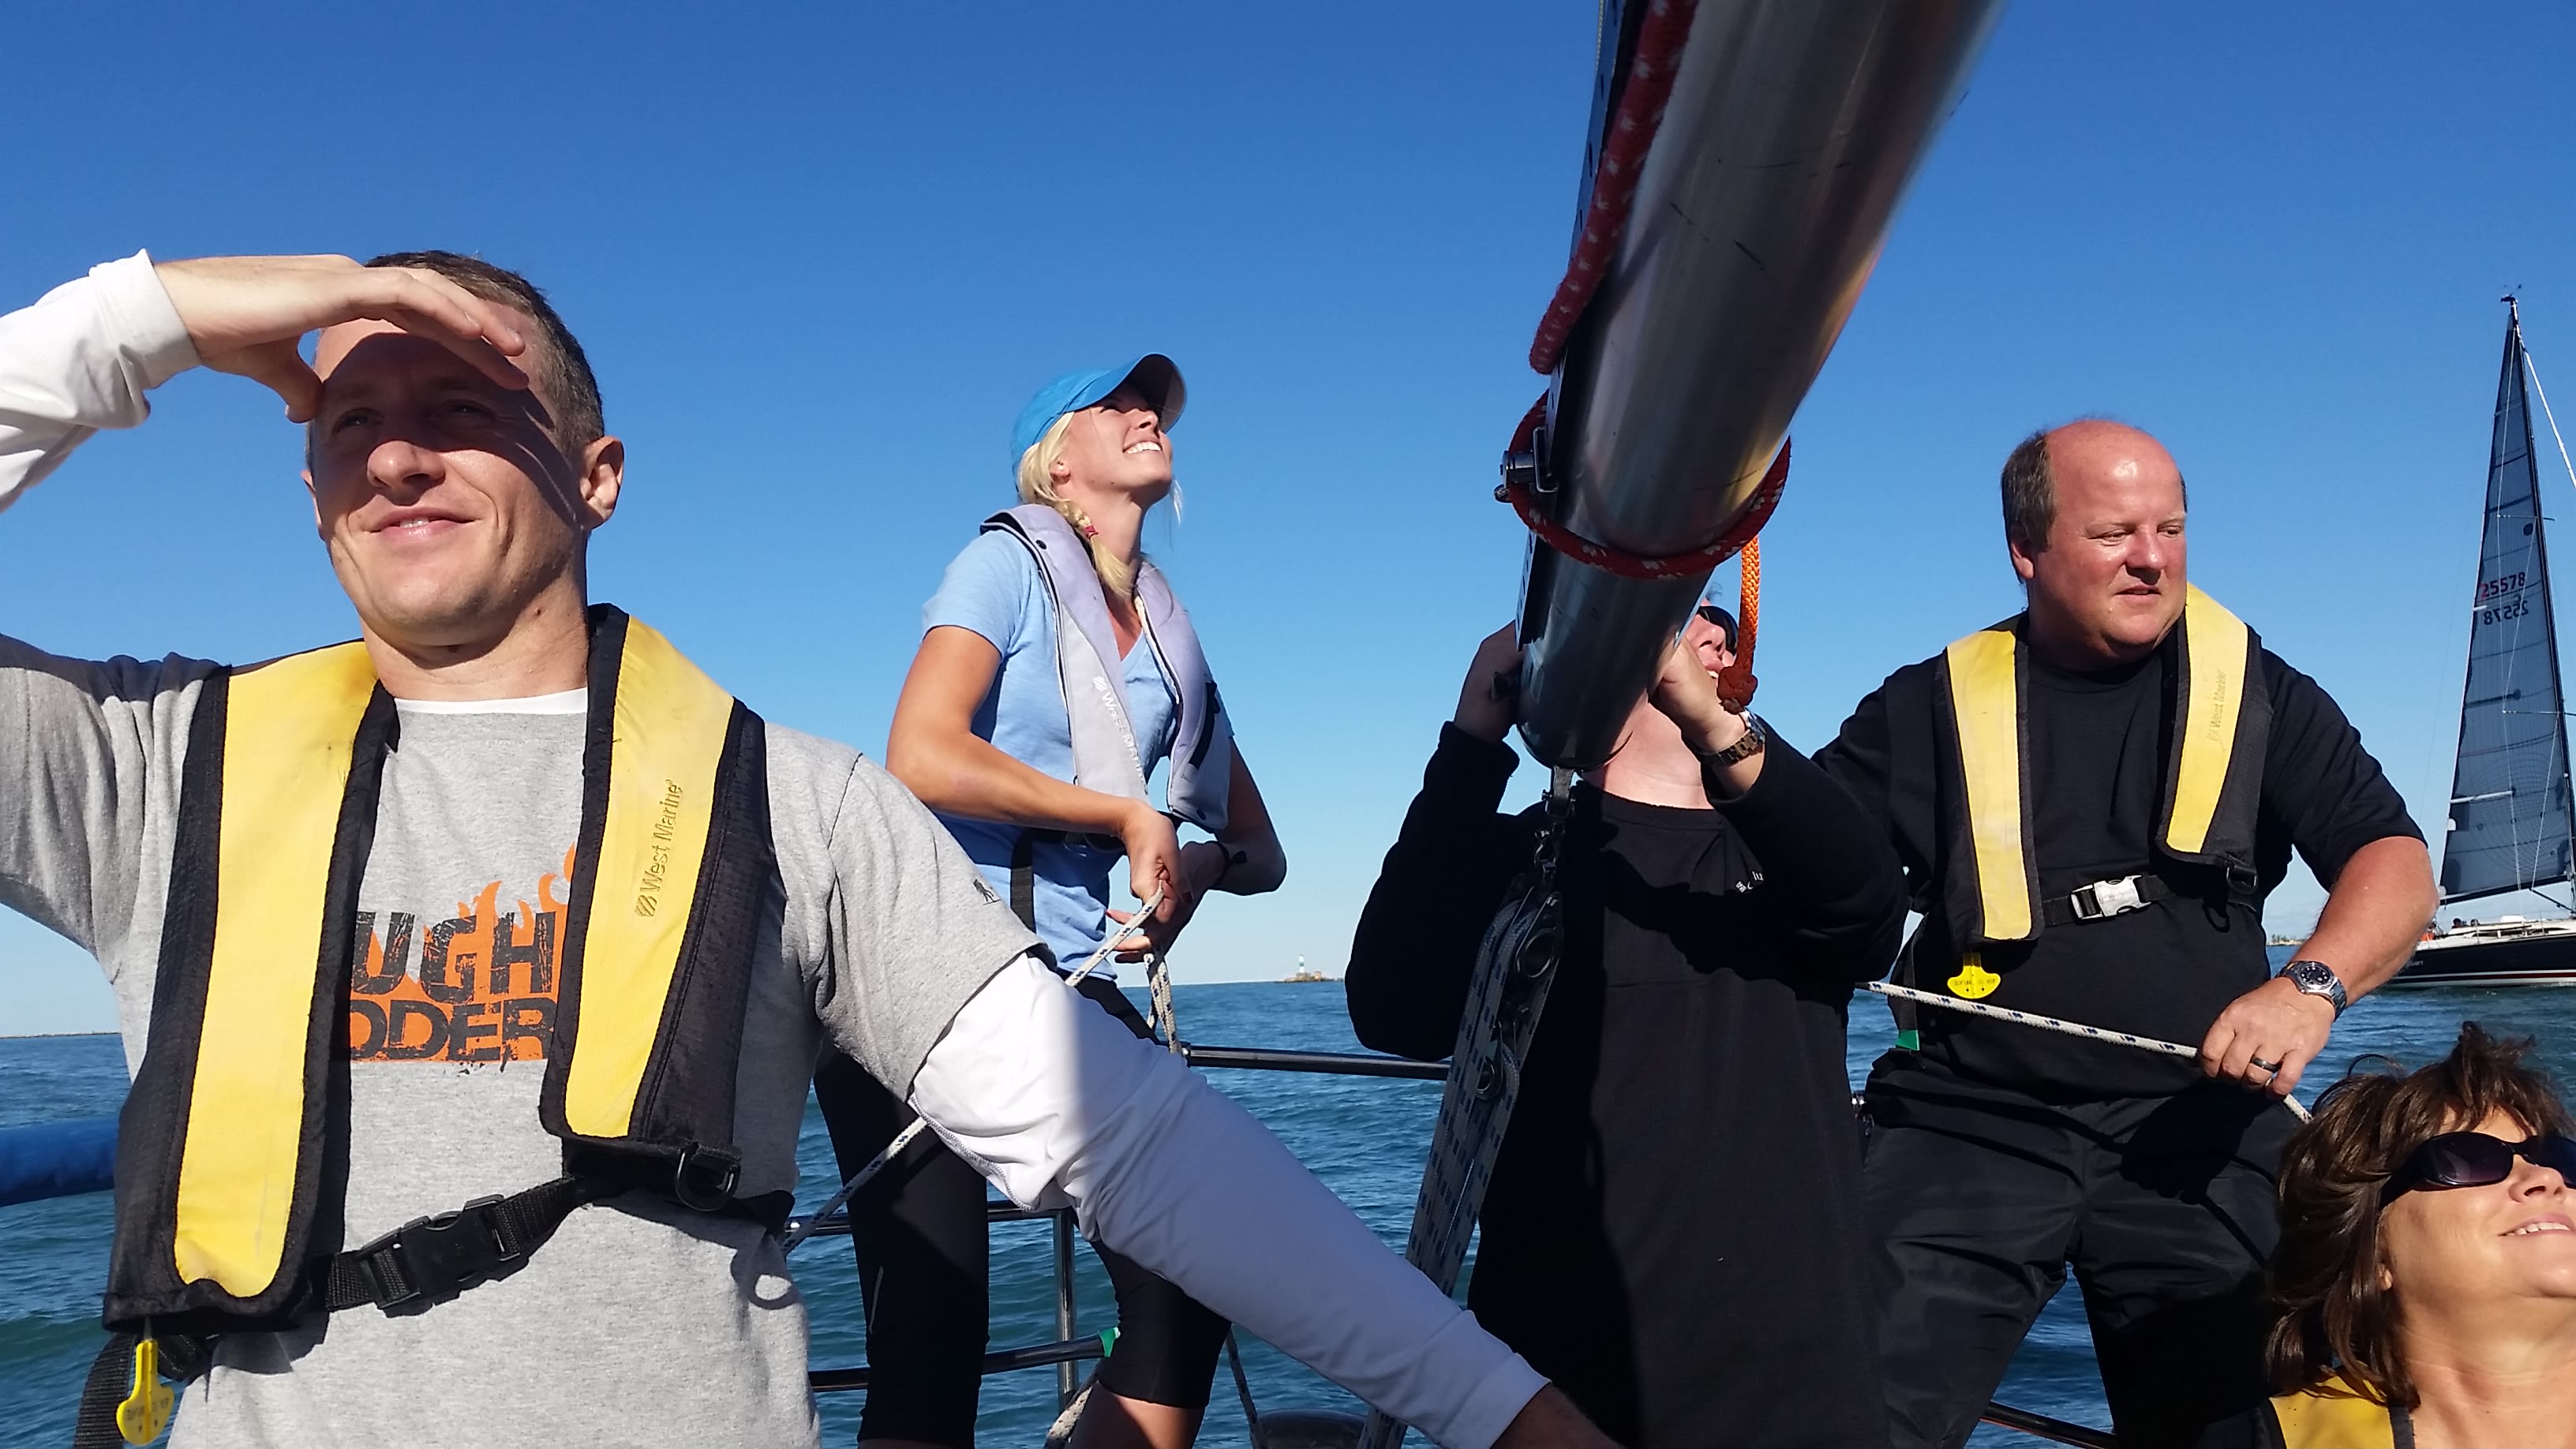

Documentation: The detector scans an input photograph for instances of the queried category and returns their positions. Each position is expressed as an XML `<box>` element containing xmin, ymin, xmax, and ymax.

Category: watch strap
<box><xmin>1699</xmin><ymin>713</ymin><xmax>1767</xmax><ymax>767</ymax></box>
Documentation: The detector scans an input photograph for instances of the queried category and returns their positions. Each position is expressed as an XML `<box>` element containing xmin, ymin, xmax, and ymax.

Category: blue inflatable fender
<box><xmin>0</xmin><ymin>1116</ymin><xmax>117</xmax><ymax>1206</ymax></box>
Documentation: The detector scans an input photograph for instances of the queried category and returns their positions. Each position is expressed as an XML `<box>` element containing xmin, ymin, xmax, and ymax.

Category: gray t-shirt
<box><xmin>0</xmin><ymin>647</ymin><xmax>1038</xmax><ymax>1447</ymax></box>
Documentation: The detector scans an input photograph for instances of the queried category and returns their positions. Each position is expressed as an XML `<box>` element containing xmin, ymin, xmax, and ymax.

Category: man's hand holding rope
<box><xmin>2199</xmin><ymin>975</ymin><xmax>2335</xmax><ymax>1099</ymax></box>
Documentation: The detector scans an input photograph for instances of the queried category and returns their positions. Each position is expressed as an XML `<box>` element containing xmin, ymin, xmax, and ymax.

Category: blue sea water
<box><xmin>4</xmin><ymin>960</ymin><xmax>2571</xmax><ymax>1447</ymax></box>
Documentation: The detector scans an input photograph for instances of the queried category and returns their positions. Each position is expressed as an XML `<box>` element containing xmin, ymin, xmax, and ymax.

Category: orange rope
<box><xmin>1717</xmin><ymin>537</ymin><xmax>1759</xmax><ymax>710</ymax></box>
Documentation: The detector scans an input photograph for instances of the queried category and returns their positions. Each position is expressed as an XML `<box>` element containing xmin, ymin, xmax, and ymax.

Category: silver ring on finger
<box><xmin>2249</xmin><ymin>1056</ymin><xmax>2282</xmax><ymax>1074</ymax></box>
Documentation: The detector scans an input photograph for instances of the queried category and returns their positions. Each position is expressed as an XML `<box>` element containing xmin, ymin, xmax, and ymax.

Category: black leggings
<box><xmin>812</xmin><ymin>973</ymin><xmax>1230</xmax><ymax>1447</ymax></box>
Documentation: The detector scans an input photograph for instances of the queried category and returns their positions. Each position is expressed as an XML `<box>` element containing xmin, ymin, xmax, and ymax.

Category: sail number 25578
<box><xmin>2476</xmin><ymin>571</ymin><xmax>2530</xmax><ymax>624</ymax></box>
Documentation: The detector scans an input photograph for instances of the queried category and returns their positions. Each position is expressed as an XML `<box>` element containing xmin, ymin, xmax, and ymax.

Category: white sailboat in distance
<box><xmin>2402</xmin><ymin>298</ymin><xmax>2576</xmax><ymax>987</ymax></box>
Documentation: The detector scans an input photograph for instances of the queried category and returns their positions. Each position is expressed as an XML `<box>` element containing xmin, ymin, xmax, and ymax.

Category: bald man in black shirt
<box><xmin>1817</xmin><ymin>421</ymin><xmax>2436</xmax><ymax>1449</ymax></box>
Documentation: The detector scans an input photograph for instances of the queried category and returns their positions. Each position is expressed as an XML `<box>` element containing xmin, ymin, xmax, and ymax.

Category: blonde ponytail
<box><xmin>1015</xmin><ymin>413</ymin><xmax>1139</xmax><ymax>601</ymax></box>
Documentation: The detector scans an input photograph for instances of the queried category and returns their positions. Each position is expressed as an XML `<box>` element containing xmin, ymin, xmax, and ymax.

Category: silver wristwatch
<box><xmin>1698</xmin><ymin>712</ymin><xmax>1768</xmax><ymax>768</ymax></box>
<box><xmin>2279</xmin><ymin>959</ymin><xmax>2348</xmax><ymax>1016</ymax></box>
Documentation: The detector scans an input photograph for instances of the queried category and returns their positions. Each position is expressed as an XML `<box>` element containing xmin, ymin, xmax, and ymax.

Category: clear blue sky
<box><xmin>3</xmin><ymin>2</ymin><xmax>2572</xmax><ymax>1034</ymax></box>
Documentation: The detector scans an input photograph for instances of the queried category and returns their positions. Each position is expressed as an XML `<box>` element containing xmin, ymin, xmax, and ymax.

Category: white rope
<box><xmin>1147</xmin><ymin>951</ymin><xmax>1181</xmax><ymax>1054</ymax></box>
<box><xmin>2522</xmin><ymin>342</ymin><xmax>2576</xmax><ymax>504</ymax></box>
<box><xmin>781</xmin><ymin>1118</ymin><xmax>931</xmax><ymax>1251</ymax></box>
<box><xmin>1042</xmin><ymin>1377</ymin><xmax>1095</xmax><ymax>1448</ymax></box>
<box><xmin>1064</xmin><ymin>886</ymin><xmax>1167</xmax><ymax>985</ymax></box>
<box><xmin>1863</xmin><ymin>980</ymin><xmax>2311</xmax><ymax>1122</ymax></box>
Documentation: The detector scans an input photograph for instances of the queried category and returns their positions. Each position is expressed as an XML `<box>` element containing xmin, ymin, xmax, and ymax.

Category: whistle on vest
<box><xmin>1946</xmin><ymin>954</ymin><xmax>2001</xmax><ymax>1001</ymax></box>
<box><xmin>117</xmin><ymin>1335</ymin><xmax>174</xmax><ymax>1445</ymax></box>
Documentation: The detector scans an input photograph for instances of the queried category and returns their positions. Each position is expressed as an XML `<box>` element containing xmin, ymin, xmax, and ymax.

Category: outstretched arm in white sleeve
<box><xmin>908</xmin><ymin>957</ymin><xmax>1613</xmax><ymax>1449</ymax></box>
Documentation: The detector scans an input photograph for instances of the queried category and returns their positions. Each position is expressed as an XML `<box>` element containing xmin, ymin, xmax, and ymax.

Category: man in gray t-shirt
<box><xmin>0</xmin><ymin>251</ymin><xmax>1611</xmax><ymax>1449</ymax></box>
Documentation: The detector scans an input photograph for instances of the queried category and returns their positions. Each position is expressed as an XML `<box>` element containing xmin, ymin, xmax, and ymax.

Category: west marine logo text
<box><xmin>636</xmin><ymin>777</ymin><xmax>684</xmax><ymax>916</ymax></box>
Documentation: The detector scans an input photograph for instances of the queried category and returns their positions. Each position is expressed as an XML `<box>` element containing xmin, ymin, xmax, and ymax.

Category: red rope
<box><xmin>1503</xmin><ymin>0</ymin><xmax>1784</xmax><ymax>615</ymax></box>
<box><xmin>1496</xmin><ymin>395</ymin><xmax>1785</xmax><ymax>582</ymax></box>
<box><xmin>1530</xmin><ymin>0</ymin><xmax>1703</xmax><ymax>375</ymax></box>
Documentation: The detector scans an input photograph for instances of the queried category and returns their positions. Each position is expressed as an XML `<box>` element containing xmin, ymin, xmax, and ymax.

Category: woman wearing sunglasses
<box><xmin>2202</xmin><ymin>1024</ymin><xmax>2576</xmax><ymax>1447</ymax></box>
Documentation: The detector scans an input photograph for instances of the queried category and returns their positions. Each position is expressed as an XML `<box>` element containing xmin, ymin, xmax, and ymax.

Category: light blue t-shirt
<box><xmin>922</xmin><ymin>528</ymin><xmax>1180</xmax><ymax>977</ymax></box>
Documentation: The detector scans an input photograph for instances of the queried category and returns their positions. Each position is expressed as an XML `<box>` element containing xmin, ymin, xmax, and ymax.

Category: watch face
<box><xmin>2288</xmin><ymin>960</ymin><xmax>2346</xmax><ymax>1005</ymax></box>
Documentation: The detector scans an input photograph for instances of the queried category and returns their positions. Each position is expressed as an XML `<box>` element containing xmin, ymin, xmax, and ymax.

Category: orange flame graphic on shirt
<box><xmin>346</xmin><ymin>844</ymin><xmax>577</xmax><ymax>1064</ymax></box>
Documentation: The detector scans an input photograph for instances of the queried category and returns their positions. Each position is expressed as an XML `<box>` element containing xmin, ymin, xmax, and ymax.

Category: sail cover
<box><xmin>2443</xmin><ymin>304</ymin><xmax>2576</xmax><ymax>902</ymax></box>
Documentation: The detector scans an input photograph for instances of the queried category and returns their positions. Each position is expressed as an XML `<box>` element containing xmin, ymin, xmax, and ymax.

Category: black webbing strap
<box><xmin>2038</xmin><ymin>874</ymin><xmax>2177</xmax><ymax>928</ymax></box>
<box><xmin>72</xmin><ymin>1331</ymin><xmax>209</xmax><ymax>1449</ymax></box>
<box><xmin>319</xmin><ymin>1175</ymin><xmax>605</xmax><ymax>1312</ymax></box>
<box><xmin>1009</xmin><ymin>827</ymin><xmax>1128</xmax><ymax>934</ymax></box>
<box><xmin>75</xmin><ymin>1178</ymin><xmax>789</xmax><ymax>1439</ymax></box>
<box><xmin>1009</xmin><ymin>833</ymin><xmax>1037</xmax><ymax>931</ymax></box>
<box><xmin>317</xmin><ymin>1174</ymin><xmax>793</xmax><ymax>1313</ymax></box>
<box><xmin>70</xmin><ymin>1331</ymin><xmax>137</xmax><ymax>1449</ymax></box>
<box><xmin>1887</xmin><ymin>934</ymin><xmax>1923</xmax><ymax>1042</ymax></box>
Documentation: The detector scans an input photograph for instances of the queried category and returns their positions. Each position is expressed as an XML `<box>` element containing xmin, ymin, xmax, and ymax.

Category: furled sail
<box><xmin>1509</xmin><ymin>0</ymin><xmax>2005</xmax><ymax>767</ymax></box>
<box><xmin>2443</xmin><ymin>299</ymin><xmax>2575</xmax><ymax>902</ymax></box>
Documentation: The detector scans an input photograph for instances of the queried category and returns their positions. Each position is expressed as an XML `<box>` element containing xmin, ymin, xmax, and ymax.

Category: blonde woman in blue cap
<box><xmin>814</xmin><ymin>355</ymin><xmax>1286</xmax><ymax>1449</ymax></box>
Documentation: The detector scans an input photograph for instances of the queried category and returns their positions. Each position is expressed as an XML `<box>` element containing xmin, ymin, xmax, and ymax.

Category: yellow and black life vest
<box><xmin>100</xmin><ymin>605</ymin><xmax>776</xmax><ymax>1335</ymax></box>
<box><xmin>1934</xmin><ymin>586</ymin><xmax>2271</xmax><ymax>949</ymax></box>
<box><xmin>2268</xmin><ymin>1382</ymin><xmax>2404</xmax><ymax>1448</ymax></box>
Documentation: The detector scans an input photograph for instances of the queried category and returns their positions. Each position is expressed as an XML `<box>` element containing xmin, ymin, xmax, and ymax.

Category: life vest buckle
<box><xmin>670</xmin><ymin>1144</ymin><xmax>742</xmax><ymax>1214</ymax></box>
<box><xmin>2069</xmin><ymin>875</ymin><xmax>2148</xmax><ymax>922</ymax></box>
<box><xmin>350</xmin><ymin>1194</ymin><xmax>521</xmax><ymax>1310</ymax></box>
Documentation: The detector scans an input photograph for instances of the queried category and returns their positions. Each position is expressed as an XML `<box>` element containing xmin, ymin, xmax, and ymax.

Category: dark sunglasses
<box><xmin>2380</xmin><ymin>1130</ymin><xmax>2576</xmax><ymax>1205</ymax></box>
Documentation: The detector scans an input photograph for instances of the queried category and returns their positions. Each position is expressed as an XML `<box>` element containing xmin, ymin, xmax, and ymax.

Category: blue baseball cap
<box><xmin>1010</xmin><ymin>354</ymin><xmax>1187</xmax><ymax>466</ymax></box>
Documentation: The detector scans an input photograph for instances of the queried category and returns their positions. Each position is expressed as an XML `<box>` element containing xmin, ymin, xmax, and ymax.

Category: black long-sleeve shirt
<box><xmin>1346</xmin><ymin>723</ymin><xmax>1907</xmax><ymax>1449</ymax></box>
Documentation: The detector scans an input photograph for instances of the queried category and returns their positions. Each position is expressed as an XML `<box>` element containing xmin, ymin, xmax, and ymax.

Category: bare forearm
<box><xmin>1199</xmin><ymin>826</ymin><xmax>1286</xmax><ymax>896</ymax></box>
<box><xmin>886</xmin><ymin>728</ymin><xmax>1137</xmax><ymax>837</ymax></box>
<box><xmin>1200</xmin><ymin>747</ymin><xmax>1286</xmax><ymax>894</ymax></box>
<box><xmin>2298</xmin><ymin>835</ymin><xmax>2437</xmax><ymax>1001</ymax></box>
<box><xmin>1672</xmin><ymin>709</ymin><xmax>1765</xmax><ymax>796</ymax></box>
